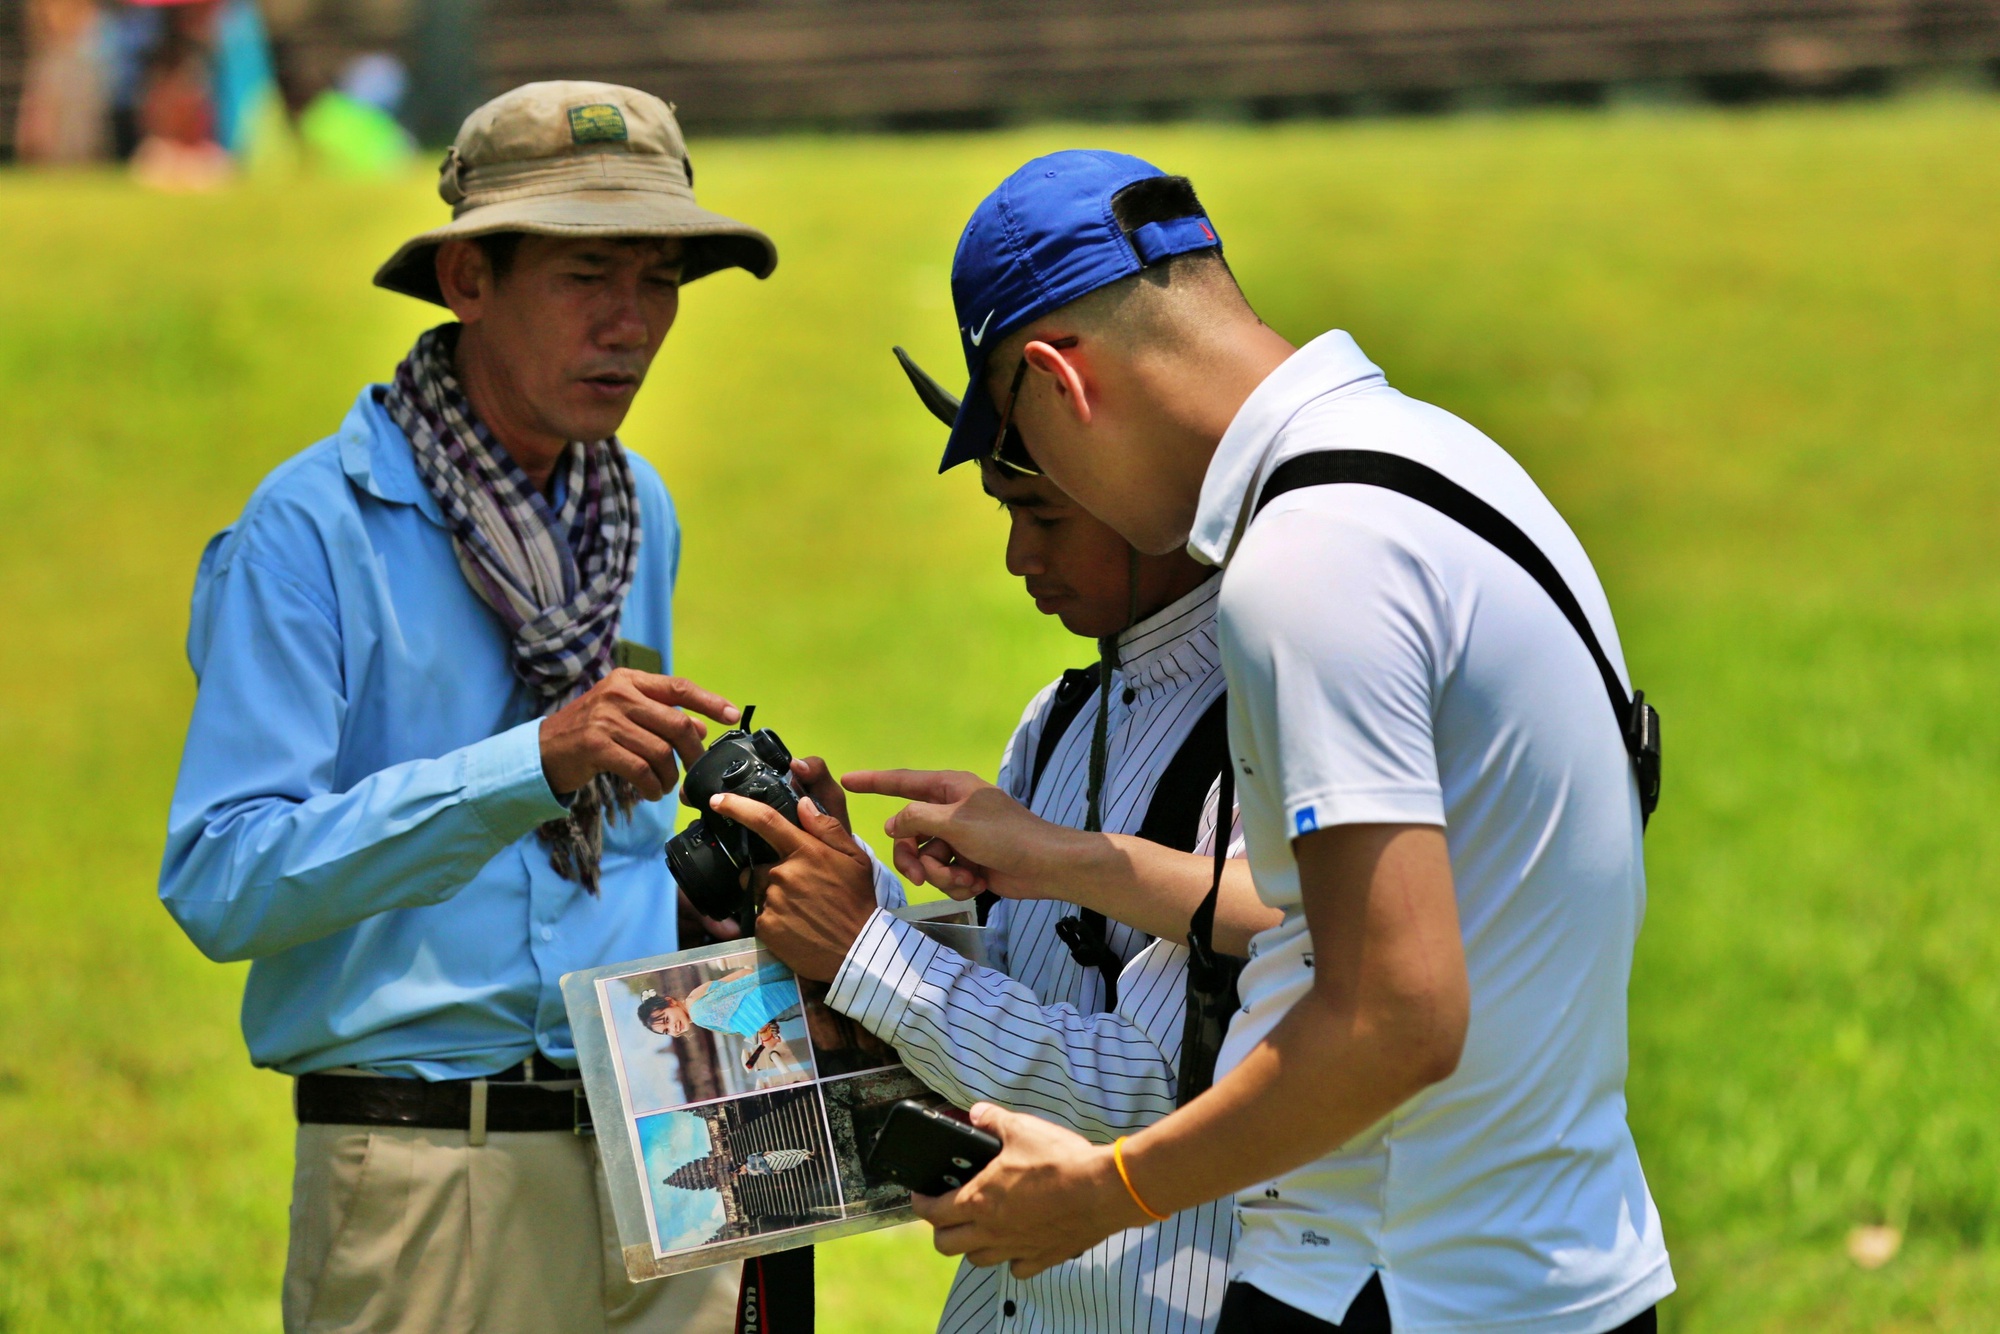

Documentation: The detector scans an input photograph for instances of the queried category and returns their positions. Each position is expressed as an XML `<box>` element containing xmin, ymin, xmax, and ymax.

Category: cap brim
<box><xmin>940</xmin><ymin>381</ymin><xmax>1001</xmax><ymax>472</ymax></box>
<box><xmin>939</xmin><ymin>345</ymin><xmax>1001</xmax><ymax>473</ymax></box>
<box><xmin>892</xmin><ymin>346</ymin><xmax>962</xmax><ymax>427</ymax></box>
<box><xmin>373</xmin><ymin>192</ymin><xmax>778</xmax><ymax>306</ymax></box>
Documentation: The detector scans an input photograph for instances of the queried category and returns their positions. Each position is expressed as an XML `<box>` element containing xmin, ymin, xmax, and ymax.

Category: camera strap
<box><xmin>1178</xmin><ymin>755</ymin><xmax>1241</xmax><ymax>1106</ymax></box>
<box><xmin>736</xmin><ymin>1245</ymin><xmax>812</xmax><ymax>1334</ymax></box>
<box><xmin>1252</xmin><ymin>450</ymin><xmax>1661</xmax><ymax>827</ymax></box>
<box><xmin>1052</xmin><ymin>547</ymin><xmax>1147</xmax><ymax>1014</ymax></box>
<box><xmin>1054</xmin><ymin>628</ymin><xmax>1125</xmax><ymax>1012</ymax></box>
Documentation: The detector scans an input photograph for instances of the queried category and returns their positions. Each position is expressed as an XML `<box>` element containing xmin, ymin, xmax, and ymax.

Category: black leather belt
<box><xmin>296</xmin><ymin>1059</ymin><xmax>592</xmax><ymax>1137</ymax></box>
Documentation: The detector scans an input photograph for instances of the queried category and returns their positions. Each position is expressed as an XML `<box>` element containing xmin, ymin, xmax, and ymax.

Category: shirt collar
<box><xmin>1116</xmin><ymin>571</ymin><xmax>1222</xmax><ymax>699</ymax></box>
<box><xmin>337</xmin><ymin>385</ymin><xmax>446</xmax><ymax>527</ymax></box>
<box><xmin>1186</xmin><ymin>329</ymin><xmax>1385</xmax><ymax>567</ymax></box>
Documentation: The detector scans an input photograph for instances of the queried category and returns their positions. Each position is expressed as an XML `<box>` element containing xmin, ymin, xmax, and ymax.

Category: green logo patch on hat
<box><xmin>567</xmin><ymin>103</ymin><xmax>628</xmax><ymax>144</ymax></box>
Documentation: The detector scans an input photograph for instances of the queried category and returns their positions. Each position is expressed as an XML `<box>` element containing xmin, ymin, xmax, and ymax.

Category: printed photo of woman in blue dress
<box><xmin>600</xmin><ymin>949</ymin><xmax>817</xmax><ymax>1113</ymax></box>
<box><xmin>639</xmin><ymin>959</ymin><xmax>804</xmax><ymax>1072</ymax></box>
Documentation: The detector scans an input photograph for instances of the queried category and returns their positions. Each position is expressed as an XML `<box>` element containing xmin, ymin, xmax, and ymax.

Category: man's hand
<box><xmin>678</xmin><ymin>887</ymin><xmax>745</xmax><ymax>947</ymax></box>
<box><xmin>708</xmin><ymin>792</ymin><xmax>879</xmax><ymax>982</ymax></box>
<box><xmin>789</xmin><ymin>756</ymin><xmax>854</xmax><ymax>832</ymax></box>
<box><xmin>539</xmin><ymin>670</ymin><xmax>738</xmax><ymax>800</ymax></box>
<box><xmin>911</xmin><ymin>1104</ymin><xmax>1148</xmax><ymax>1277</ymax></box>
<box><xmin>842</xmin><ymin>769</ymin><xmax>1085</xmax><ymax>900</ymax></box>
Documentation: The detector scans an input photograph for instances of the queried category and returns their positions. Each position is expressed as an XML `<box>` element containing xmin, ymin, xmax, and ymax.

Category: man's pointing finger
<box><xmin>631</xmin><ymin>674</ymin><xmax>740</xmax><ymax>725</ymax></box>
<box><xmin>708</xmin><ymin>793</ymin><xmax>811</xmax><ymax>857</ymax></box>
<box><xmin>842</xmin><ymin>769</ymin><xmax>984</xmax><ymax>804</ymax></box>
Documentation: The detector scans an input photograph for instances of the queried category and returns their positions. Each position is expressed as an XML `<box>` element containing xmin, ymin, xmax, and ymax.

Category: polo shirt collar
<box><xmin>1187</xmin><ymin>329</ymin><xmax>1384</xmax><ymax>567</ymax></box>
<box><xmin>337</xmin><ymin>385</ymin><xmax>446</xmax><ymax>527</ymax></box>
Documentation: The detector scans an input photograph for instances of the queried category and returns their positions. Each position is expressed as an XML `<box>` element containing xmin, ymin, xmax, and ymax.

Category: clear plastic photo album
<box><xmin>562</xmin><ymin>899</ymin><xmax>984</xmax><ymax>1281</ymax></box>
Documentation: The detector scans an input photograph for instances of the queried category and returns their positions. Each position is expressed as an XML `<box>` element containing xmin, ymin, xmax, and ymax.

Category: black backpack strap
<box><xmin>1136</xmin><ymin>692</ymin><xmax>1230</xmax><ymax>854</ymax></box>
<box><xmin>1029</xmin><ymin>663</ymin><xmax>1102</xmax><ymax>802</ymax></box>
<box><xmin>977</xmin><ymin>663</ymin><xmax>1100</xmax><ymax>926</ymax></box>
<box><xmin>1253</xmin><ymin>450</ymin><xmax>1661</xmax><ymax>826</ymax></box>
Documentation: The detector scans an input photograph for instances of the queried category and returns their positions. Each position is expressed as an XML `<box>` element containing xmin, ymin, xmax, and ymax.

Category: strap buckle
<box><xmin>1055</xmin><ymin>915</ymin><xmax>1116</xmax><ymax>969</ymax></box>
<box><xmin>1627</xmin><ymin>690</ymin><xmax>1662</xmax><ymax>825</ymax></box>
<box><xmin>1055</xmin><ymin>913</ymin><xmax>1121</xmax><ymax>1011</ymax></box>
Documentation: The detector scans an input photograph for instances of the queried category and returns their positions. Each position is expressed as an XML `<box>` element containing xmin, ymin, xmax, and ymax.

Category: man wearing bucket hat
<box><xmin>160</xmin><ymin>82</ymin><xmax>772</xmax><ymax>1333</ymax></box>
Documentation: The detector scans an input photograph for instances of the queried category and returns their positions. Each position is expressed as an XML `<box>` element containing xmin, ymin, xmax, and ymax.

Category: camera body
<box><xmin>665</xmin><ymin>707</ymin><xmax>799</xmax><ymax>931</ymax></box>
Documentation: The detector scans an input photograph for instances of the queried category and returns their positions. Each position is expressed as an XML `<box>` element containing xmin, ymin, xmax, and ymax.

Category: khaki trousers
<box><xmin>284</xmin><ymin>1123</ymin><xmax>739</xmax><ymax>1334</ymax></box>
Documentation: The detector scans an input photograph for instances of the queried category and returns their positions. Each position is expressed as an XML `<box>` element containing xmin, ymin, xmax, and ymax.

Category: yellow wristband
<box><xmin>1112</xmin><ymin>1137</ymin><xmax>1171</xmax><ymax>1223</ymax></box>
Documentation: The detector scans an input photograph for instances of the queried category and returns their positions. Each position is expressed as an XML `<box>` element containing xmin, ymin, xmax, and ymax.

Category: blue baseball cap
<box><xmin>940</xmin><ymin>149</ymin><xmax>1222</xmax><ymax>472</ymax></box>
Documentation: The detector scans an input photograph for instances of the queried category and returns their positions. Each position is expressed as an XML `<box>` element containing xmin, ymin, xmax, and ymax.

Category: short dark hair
<box><xmin>1108</xmin><ymin>174</ymin><xmax>1228</xmax><ymax>289</ymax></box>
<box><xmin>1109</xmin><ymin>175</ymin><xmax>1208</xmax><ymax>234</ymax></box>
<box><xmin>475</xmin><ymin>231</ymin><xmax>525</xmax><ymax>281</ymax></box>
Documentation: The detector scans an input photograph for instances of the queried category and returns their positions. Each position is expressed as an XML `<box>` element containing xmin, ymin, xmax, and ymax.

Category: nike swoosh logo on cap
<box><xmin>966</xmin><ymin>310</ymin><xmax>996</xmax><ymax>347</ymax></box>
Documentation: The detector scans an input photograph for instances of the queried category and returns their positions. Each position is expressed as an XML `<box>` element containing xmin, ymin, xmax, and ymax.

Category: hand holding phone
<box><xmin>863</xmin><ymin>1099</ymin><xmax>1002</xmax><ymax>1195</ymax></box>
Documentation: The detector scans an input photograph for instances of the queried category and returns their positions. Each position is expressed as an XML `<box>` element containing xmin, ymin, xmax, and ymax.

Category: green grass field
<box><xmin>2</xmin><ymin>95</ymin><xmax>1998</xmax><ymax>1332</ymax></box>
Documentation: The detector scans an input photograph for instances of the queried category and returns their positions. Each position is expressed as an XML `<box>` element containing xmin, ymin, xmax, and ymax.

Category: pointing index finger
<box><xmin>631</xmin><ymin>674</ymin><xmax>740</xmax><ymax>724</ymax></box>
<box><xmin>708</xmin><ymin>792</ymin><xmax>811</xmax><ymax>858</ymax></box>
<box><xmin>842</xmin><ymin>768</ymin><xmax>981</xmax><ymax>804</ymax></box>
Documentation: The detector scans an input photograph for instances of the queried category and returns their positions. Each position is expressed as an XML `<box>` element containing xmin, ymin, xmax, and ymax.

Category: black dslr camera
<box><xmin>665</xmin><ymin>706</ymin><xmax>800</xmax><ymax>932</ymax></box>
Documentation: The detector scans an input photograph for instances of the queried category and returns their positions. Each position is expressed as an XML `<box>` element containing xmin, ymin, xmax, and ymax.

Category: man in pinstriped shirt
<box><xmin>723</xmin><ymin>367</ymin><xmax>1280</xmax><ymax>1332</ymax></box>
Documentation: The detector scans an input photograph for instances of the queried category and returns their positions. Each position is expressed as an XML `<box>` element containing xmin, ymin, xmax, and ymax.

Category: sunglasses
<box><xmin>987</xmin><ymin>336</ymin><xmax>1079</xmax><ymax>477</ymax></box>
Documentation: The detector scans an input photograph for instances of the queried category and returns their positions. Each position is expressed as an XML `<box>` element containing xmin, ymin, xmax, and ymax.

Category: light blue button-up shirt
<box><xmin>160</xmin><ymin>386</ymin><xmax>686</xmax><ymax>1079</ymax></box>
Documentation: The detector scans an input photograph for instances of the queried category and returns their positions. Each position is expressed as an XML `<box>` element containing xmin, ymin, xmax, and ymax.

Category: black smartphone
<box><xmin>863</xmin><ymin>1099</ymin><xmax>1002</xmax><ymax>1195</ymax></box>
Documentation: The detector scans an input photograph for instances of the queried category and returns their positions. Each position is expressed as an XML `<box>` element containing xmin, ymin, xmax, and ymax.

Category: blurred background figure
<box><xmin>297</xmin><ymin>50</ymin><xmax>414</xmax><ymax>175</ymax></box>
<box><xmin>121</xmin><ymin>0</ymin><xmax>282</xmax><ymax>186</ymax></box>
<box><xmin>210</xmin><ymin>0</ymin><xmax>283</xmax><ymax>158</ymax></box>
<box><xmin>101</xmin><ymin>0</ymin><xmax>166</xmax><ymax>156</ymax></box>
<box><xmin>12</xmin><ymin>0</ymin><xmax>282</xmax><ymax>182</ymax></box>
<box><xmin>128</xmin><ymin>0</ymin><xmax>229</xmax><ymax>187</ymax></box>
<box><xmin>13</xmin><ymin>0</ymin><xmax>109</xmax><ymax>162</ymax></box>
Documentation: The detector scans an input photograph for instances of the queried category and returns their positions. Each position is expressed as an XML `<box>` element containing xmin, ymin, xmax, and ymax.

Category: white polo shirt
<box><xmin>1190</xmin><ymin>331</ymin><xmax>1673</xmax><ymax>1332</ymax></box>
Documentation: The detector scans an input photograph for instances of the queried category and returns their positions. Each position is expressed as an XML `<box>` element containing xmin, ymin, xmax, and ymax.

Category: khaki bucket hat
<box><xmin>374</xmin><ymin>81</ymin><xmax>777</xmax><ymax>305</ymax></box>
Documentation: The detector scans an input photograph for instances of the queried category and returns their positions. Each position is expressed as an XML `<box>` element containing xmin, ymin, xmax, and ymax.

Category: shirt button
<box><xmin>539</xmin><ymin>926</ymin><xmax>555</xmax><ymax>942</ymax></box>
<box><xmin>1122</xmin><ymin>687</ymin><xmax>1136</xmax><ymax>705</ymax></box>
<box><xmin>1003</xmin><ymin>1300</ymin><xmax>1017</xmax><ymax>1318</ymax></box>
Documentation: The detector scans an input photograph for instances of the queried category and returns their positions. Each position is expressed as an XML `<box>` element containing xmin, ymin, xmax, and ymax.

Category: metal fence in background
<box><xmin>482</xmin><ymin>0</ymin><xmax>2000</xmax><ymax>132</ymax></box>
<box><xmin>9</xmin><ymin>0</ymin><xmax>2000</xmax><ymax>158</ymax></box>
<box><xmin>1</xmin><ymin>0</ymin><xmax>22</xmax><ymax>152</ymax></box>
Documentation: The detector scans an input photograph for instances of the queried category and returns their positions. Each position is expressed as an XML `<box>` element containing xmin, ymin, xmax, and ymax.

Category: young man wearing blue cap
<box><xmin>835</xmin><ymin>152</ymin><xmax>1673</xmax><ymax>1333</ymax></box>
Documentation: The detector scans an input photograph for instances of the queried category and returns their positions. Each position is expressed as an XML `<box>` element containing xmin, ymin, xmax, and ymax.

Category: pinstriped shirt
<box><xmin>827</xmin><ymin>575</ymin><xmax>1237</xmax><ymax>1334</ymax></box>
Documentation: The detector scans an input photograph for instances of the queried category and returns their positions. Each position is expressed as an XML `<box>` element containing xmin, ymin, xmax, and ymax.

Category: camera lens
<box><xmin>666</xmin><ymin>820</ymin><xmax>745</xmax><ymax>922</ymax></box>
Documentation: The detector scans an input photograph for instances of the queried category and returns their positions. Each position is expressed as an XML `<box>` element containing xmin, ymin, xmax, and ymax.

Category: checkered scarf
<box><xmin>384</xmin><ymin>323</ymin><xmax>642</xmax><ymax>892</ymax></box>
